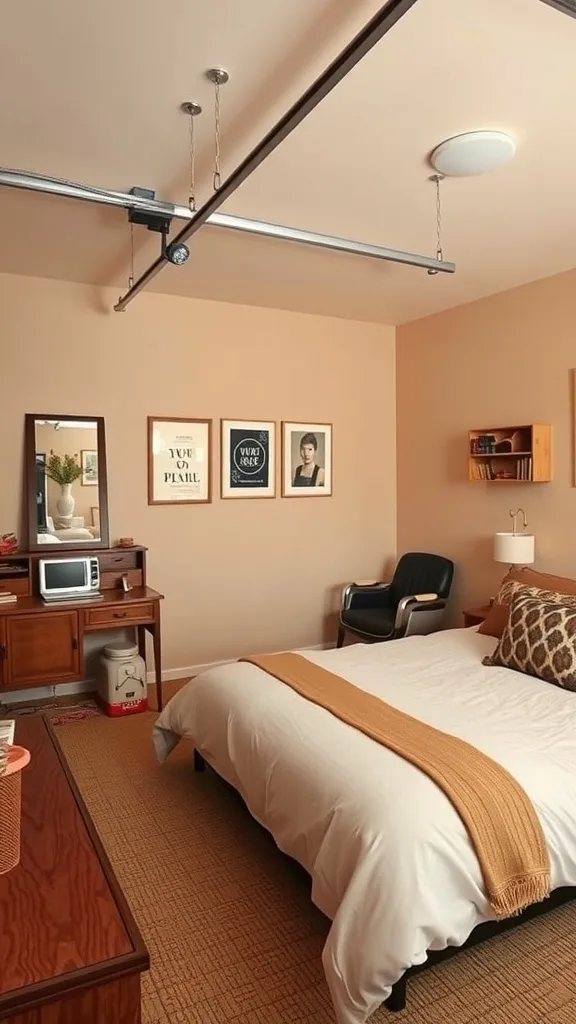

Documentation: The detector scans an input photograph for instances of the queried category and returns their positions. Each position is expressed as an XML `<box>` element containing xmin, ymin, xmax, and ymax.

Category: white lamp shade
<box><xmin>493</xmin><ymin>532</ymin><xmax>535</xmax><ymax>565</ymax></box>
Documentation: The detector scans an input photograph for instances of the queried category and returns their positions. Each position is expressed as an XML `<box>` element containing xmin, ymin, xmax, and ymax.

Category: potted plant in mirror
<box><xmin>46</xmin><ymin>451</ymin><xmax>82</xmax><ymax>518</ymax></box>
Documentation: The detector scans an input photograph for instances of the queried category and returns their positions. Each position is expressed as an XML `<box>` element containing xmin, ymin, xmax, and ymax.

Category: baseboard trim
<box><xmin>0</xmin><ymin>679</ymin><xmax>95</xmax><ymax>706</ymax></box>
<box><xmin>147</xmin><ymin>642</ymin><xmax>335</xmax><ymax>684</ymax></box>
<box><xmin>0</xmin><ymin>644</ymin><xmax>335</xmax><ymax>706</ymax></box>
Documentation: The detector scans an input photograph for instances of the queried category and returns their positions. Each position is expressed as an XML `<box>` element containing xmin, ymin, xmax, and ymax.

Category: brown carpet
<box><xmin>56</xmin><ymin>710</ymin><xmax>576</xmax><ymax>1023</ymax></box>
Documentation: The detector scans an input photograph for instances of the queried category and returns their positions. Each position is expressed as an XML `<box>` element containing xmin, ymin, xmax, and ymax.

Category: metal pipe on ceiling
<box><xmin>113</xmin><ymin>0</ymin><xmax>421</xmax><ymax>312</ymax></box>
<box><xmin>210</xmin><ymin>212</ymin><xmax>455</xmax><ymax>273</ymax></box>
<box><xmin>0</xmin><ymin>167</ymin><xmax>194</xmax><ymax>221</ymax></box>
<box><xmin>0</xmin><ymin>168</ymin><xmax>454</xmax><ymax>274</ymax></box>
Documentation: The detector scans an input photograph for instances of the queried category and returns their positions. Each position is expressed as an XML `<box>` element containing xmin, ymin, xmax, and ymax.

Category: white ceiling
<box><xmin>1</xmin><ymin>0</ymin><xmax>576</xmax><ymax>324</ymax></box>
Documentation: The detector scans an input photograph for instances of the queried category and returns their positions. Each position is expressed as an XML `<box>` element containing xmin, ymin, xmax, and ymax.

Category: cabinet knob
<box><xmin>113</xmin><ymin>611</ymin><xmax>127</xmax><ymax>619</ymax></box>
<box><xmin>72</xmin><ymin>637</ymin><xmax>78</xmax><ymax>650</ymax></box>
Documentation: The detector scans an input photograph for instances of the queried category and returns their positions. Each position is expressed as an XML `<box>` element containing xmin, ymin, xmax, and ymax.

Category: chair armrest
<box><xmin>342</xmin><ymin>581</ymin><xmax>390</xmax><ymax>612</ymax></box>
<box><xmin>394</xmin><ymin>593</ymin><xmax>443</xmax><ymax>631</ymax></box>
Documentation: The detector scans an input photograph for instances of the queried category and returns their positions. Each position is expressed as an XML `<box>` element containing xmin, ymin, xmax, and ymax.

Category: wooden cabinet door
<box><xmin>5</xmin><ymin>612</ymin><xmax>81</xmax><ymax>689</ymax></box>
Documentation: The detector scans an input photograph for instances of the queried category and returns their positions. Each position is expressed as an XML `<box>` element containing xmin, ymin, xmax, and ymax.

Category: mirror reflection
<box><xmin>34</xmin><ymin>419</ymin><xmax>101</xmax><ymax>544</ymax></box>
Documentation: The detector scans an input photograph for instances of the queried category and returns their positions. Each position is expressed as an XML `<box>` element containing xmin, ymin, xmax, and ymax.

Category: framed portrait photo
<box><xmin>221</xmin><ymin>419</ymin><xmax>276</xmax><ymax>498</ymax></box>
<box><xmin>81</xmin><ymin>449</ymin><xmax>98</xmax><ymax>486</ymax></box>
<box><xmin>148</xmin><ymin>417</ymin><xmax>212</xmax><ymax>505</ymax></box>
<box><xmin>282</xmin><ymin>422</ymin><xmax>332</xmax><ymax>497</ymax></box>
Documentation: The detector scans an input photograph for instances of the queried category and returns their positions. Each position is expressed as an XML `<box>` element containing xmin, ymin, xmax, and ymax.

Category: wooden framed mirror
<box><xmin>25</xmin><ymin>414</ymin><xmax>110</xmax><ymax>551</ymax></box>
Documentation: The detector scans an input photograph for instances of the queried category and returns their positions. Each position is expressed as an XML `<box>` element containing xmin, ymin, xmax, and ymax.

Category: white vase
<box><xmin>57</xmin><ymin>483</ymin><xmax>75</xmax><ymax>517</ymax></box>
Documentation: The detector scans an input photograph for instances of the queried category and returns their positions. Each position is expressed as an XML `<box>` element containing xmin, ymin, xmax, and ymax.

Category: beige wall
<box><xmin>35</xmin><ymin>423</ymin><xmax>99</xmax><ymax>525</ymax></box>
<box><xmin>397</xmin><ymin>268</ymin><xmax>576</xmax><ymax>619</ymax></box>
<box><xmin>0</xmin><ymin>272</ymin><xmax>396</xmax><ymax>671</ymax></box>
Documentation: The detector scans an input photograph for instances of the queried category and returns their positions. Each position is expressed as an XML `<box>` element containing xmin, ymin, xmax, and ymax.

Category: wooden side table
<box><xmin>462</xmin><ymin>605</ymin><xmax>492</xmax><ymax>628</ymax></box>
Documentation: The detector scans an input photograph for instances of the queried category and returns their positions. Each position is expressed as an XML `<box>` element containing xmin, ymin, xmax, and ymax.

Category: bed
<box><xmin>153</xmin><ymin>627</ymin><xmax>576</xmax><ymax>1024</ymax></box>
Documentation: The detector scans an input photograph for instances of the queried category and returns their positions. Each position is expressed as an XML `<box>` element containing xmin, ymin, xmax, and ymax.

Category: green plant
<box><xmin>46</xmin><ymin>450</ymin><xmax>82</xmax><ymax>486</ymax></box>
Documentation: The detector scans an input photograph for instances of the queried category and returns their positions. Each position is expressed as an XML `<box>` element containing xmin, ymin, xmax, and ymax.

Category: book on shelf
<box><xmin>0</xmin><ymin>592</ymin><xmax>17</xmax><ymax>604</ymax></box>
<box><xmin>471</xmin><ymin>454</ymin><xmax>532</xmax><ymax>481</ymax></box>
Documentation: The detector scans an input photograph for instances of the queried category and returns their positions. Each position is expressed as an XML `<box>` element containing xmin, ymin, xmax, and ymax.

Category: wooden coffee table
<box><xmin>0</xmin><ymin>715</ymin><xmax>149</xmax><ymax>1023</ymax></box>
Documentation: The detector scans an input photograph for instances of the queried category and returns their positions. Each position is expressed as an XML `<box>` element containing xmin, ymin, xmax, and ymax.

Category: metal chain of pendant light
<box><xmin>206</xmin><ymin>67</ymin><xmax>229</xmax><ymax>191</ymax></box>
<box><xmin>427</xmin><ymin>173</ymin><xmax>445</xmax><ymax>276</ymax></box>
<box><xmin>181</xmin><ymin>100</ymin><xmax>202</xmax><ymax>211</ymax></box>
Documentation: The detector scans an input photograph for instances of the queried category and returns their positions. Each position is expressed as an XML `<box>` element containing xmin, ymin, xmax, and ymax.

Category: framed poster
<box><xmin>148</xmin><ymin>417</ymin><xmax>212</xmax><ymax>505</ymax></box>
<box><xmin>282</xmin><ymin>422</ymin><xmax>332</xmax><ymax>497</ymax></box>
<box><xmin>221</xmin><ymin>419</ymin><xmax>276</xmax><ymax>498</ymax></box>
<box><xmin>81</xmin><ymin>449</ymin><xmax>98</xmax><ymax>486</ymax></box>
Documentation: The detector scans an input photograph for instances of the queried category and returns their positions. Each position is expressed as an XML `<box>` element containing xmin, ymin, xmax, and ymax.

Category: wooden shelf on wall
<box><xmin>468</xmin><ymin>424</ymin><xmax>552</xmax><ymax>482</ymax></box>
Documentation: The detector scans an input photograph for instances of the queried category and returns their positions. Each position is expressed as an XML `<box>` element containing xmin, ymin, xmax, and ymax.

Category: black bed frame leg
<box><xmin>193</xmin><ymin>749</ymin><xmax>206</xmax><ymax>772</ymax></box>
<box><xmin>385</xmin><ymin>977</ymin><xmax>407</xmax><ymax>1012</ymax></box>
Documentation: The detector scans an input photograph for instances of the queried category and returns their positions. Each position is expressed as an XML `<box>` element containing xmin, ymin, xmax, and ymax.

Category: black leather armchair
<box><xmin>337</xmin><ymin>552</ymin><xmax>454</xmax><ymax>648</ymax></box>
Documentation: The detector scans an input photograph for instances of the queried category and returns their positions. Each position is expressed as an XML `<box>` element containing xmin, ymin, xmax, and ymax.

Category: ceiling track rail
<box><xmin>209</xmin><ymin>213</ymin><xmax>455</xmax><ymax>274</ymax></box>
<box><xmin>0</xmin><ymin>168</ymin><xmax>455</xmax><ymax>275</ymax></box>
<box><xmin>113</xmin><ymin>0</ymin><xmax>422</xmax><ymax>311</ymax></box>
<box><xmin>538</xmin><ymin>0</ymin><xmax>576</xmax><ymax>19</ymax></box>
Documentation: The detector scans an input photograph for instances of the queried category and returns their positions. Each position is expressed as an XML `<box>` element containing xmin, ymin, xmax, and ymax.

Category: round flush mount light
<box><xmin>430</xmin><ymin>131</ymin><xmax>516</xmax><ymax>177</ymax></box>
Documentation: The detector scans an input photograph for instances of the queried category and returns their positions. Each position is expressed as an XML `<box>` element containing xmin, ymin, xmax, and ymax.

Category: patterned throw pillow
<box><xmin>483</xmin><ymin>594</ymin><xmax>576</xmax><ymax>690</ymax></box>
<box><xmin>496</xmin><ymin>567</ymin><xmax>576</xmax><ymax>604</ymax></box>
<box><xmin>478</xmin><ymin>581</ymin><xmax>576</xmax><ymax>639</ymax></box>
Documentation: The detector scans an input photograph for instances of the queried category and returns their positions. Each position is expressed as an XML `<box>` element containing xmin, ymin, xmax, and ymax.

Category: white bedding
<box><xmin>153</xmin><ymin>628</ymin><xmax>576</xmax><ymax>1024</ymax></box>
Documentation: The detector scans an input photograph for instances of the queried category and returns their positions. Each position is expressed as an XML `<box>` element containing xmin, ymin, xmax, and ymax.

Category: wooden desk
<box><xmin>0</xmin><ymin>587</ymin><xmax>164</xmax><ymax>711</ymax></box>
<box><xmin>0</xmin><ymin>716</ymin><xmax>149</xmax><ymax>1023</ymax></box>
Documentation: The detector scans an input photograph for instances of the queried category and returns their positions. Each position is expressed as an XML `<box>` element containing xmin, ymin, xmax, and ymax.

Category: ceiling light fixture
<box><xmin>159</xmin><ymin>226</ymin><xmax>190</xmax><ymax>266</ymax></box>
<box><xmin>165</xmin><ymin>240</ymin><xmax>190</xmax><ymax>266</ymax></box>
<box><xmin>430</xmin><ymin>131</ymin><xmax>516</xmax><ymax>177</ymax></box>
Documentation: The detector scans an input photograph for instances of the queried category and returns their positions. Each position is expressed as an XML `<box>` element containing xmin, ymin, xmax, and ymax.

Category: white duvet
<box><xmin>153</xmin><ymin>628</ymin><xmax>576</xmax><ymax>1024</ymax></box>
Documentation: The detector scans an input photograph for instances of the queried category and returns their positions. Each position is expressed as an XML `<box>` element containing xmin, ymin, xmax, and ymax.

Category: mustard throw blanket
<box><xmin>242</xmin><ymin>652</ymin><xmax>550</xmax><ymax>919</ymax></box>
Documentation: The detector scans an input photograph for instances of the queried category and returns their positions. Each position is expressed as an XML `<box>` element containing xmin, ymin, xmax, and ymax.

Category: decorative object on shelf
<box><xmin>0</xmin><ymin>533</ymin><xmax>18</xmax><ymax>555</ymax></box>
<box><xmin>117</xmin><ymin>536</ymin><xmax>134</xmax><ymax>548</ymax></box>
<box><xmin>468</xmin><ymin>424</ymin><xmax>552</xmax><ymax>482</ymax></box>
<box><xmin>220</xmin><ymin>419</ymin><xmax>276</xmax><ymax>498</ymax></box>
<box><xmin>282</xmin><ymin>422</ymin><xmax>332</xmax><ymax>497</ymax></box>
<box><xmin>494</xmin><ymin>508</ymin><xmax>535</xmax><ymax>568</ymax></box>
<box><xmin>148</xmin><ymin>417</ymin><xmax>212</xmax><ymax>504</ymax></box>
<box><xmin>81</xmin><ymin>448</ymin><xmax>98</xmax><ymax>486</ymax></box>
<box><xmin>46</xmin><ymin>450</ymin><xmax>82</xmax><ymax>517</ymax></box>
<box><xmin>0</xmin><ymin>743</ymin><xmax>31</xmax><ymax>875</ymax></box>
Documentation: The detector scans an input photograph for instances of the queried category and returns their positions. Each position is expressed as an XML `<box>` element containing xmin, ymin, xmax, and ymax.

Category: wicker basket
<box><xmin>0</xmin><ymin>745</ymin><xmax>31</xmax><ymax>875</ymax></box>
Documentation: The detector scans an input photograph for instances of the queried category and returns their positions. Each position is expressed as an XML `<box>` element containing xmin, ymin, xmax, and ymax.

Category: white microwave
<box><xmin>39</xmin><ymin>556</ymin><xmax>100</xmax><ymax>601</ymax></box>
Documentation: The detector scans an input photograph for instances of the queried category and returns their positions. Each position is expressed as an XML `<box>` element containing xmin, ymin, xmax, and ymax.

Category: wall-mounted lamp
<box><xmin>494</xmin><ymin>507</ymin><xmax>535</xmax><ymax>568</ymax></box>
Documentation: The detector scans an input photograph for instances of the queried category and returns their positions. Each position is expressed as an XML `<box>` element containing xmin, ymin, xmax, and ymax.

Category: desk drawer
<box><xmin>85</xmin><ymin>603</ymin><xmax>154</xmax><ymax>627</ymax></box>
<box><xmin>99</xmin><ymin>551</ymin><xmax>139</xmax><ymax>571</ymax></box>
<box><xmin>0</xmin><ymin>577</ymin><xmax>30</xmax><ymax>597</ymax></box>
<box><xmin>100</xmin><ymin>569</ymin><xmax>143</xmax><ymax>591</ymax></box>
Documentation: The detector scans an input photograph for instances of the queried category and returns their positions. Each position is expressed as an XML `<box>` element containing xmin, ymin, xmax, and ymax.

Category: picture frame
<box><xmin>282</xmin><ymin>422</ymin><xmax>332</xmax><ymax>497</ymax></box>
<box><xmin>81</xmin><ymin>449</ymin><xmax>98</xmax><ymax>486</ymax></box>
<box><xmin>221</xmin><ymin>419</ymin><xmax>276</xmax><ymax>498</ymax></box>
<box><xmin>148</xmin><ymin>417</ymin><xmax>212</xmax><ymax>505</ymax></box>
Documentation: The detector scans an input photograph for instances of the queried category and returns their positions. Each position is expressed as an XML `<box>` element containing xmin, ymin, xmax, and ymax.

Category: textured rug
<box><xmin>8</xmin><ymin>698</ymin><xmax>101</xmax><ymax>724</ymax></box>
<box><xmin>56</xmin><ymin>711</ymin><xmax>576</xmax><ymax>1023</ymax></box>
